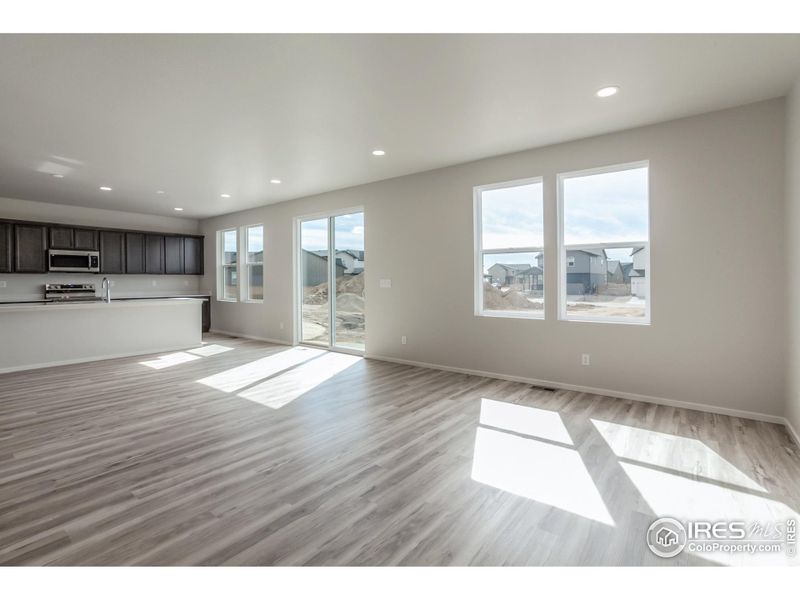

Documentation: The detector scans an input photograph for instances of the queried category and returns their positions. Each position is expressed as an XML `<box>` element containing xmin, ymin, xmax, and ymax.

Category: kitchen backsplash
<box><xmin>0</xmin><ymin>273</ymin><xmax>206</xmax><ymax>301</ymax></box>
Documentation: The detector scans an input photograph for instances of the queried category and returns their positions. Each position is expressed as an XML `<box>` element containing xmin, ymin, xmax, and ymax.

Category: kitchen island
<box><xmin>0</xmin><ymin>298</ymin><xmax>203</xmax><ymax>373</ymax></box>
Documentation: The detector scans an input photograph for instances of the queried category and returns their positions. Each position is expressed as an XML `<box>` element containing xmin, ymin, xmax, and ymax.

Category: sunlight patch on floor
<box><xmin>620</xmin><ymin>461</ymin><xmax>799</xmax><ymax>565</ymax></box>
<box><xmin>139</xmin><ymin>351</ymin><xmax>202</xmax><ymax>370</ymax></box>
<box><xmin>591</xmin><ymin>419</ymin><xmax>766</xmax><ymax>492</ymax></box>
<box><xmin>471</xmin><ymin>425</ymin><xmax>615</xmax><ymax>525</ymax></box>
<box><xmin>480</xmin><ymin>398</ymin><xmax>574</xmax><ymax>445</ymax></box>
<box><xmin>186</xmin><ymin>344</ymin><xmax>235</xmax><ymax>357</ymax></box>
<box><xmin>197</xmin><ymin>347</ymin><xmax>325</xmax><ymax>393</ymax></box>
<box><xmin>237</xmin><ymin>352</ymin><xmax>362</xmax><ymax>409</ymax></box>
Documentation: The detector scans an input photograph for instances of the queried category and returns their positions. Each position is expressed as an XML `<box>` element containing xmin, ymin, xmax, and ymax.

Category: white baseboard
<box><xmin>0</xmin><ymin>343</ymin><xmax>201</xmax><ymax>375</ymax></box>
<box><xmin>782</xmin><ymin>417</ymin><xmax>800</xmax><ymax>448</ymax></box>
<box><xmin>366</xmin><ymin>353</ymin><xmax>786</xmax><ymax>425</ymax></box>
<box><xmin>209</xmin><ymin>329</ymin><xmax>291</xmax><ymax>346</ymax></box>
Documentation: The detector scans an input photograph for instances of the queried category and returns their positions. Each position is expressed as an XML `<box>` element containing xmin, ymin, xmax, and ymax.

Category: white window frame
<box><xmin>557</xmin><ymin>160</ymin><xmax>651</xmax><ymax>325</ymax></box>
<box><xmin>217</xmin><ymin>227</ymin><xmax>239</xmax><ymax>302</ymax></box>
<box><xmin>242</xmin><ymin>224</ymin><xmax>264</xmax><ymax>303</ymax></box>
<box><xmin>474</xmin><ymin>176</ymin><xmax>545</xmax><ymax>320</ymax></box>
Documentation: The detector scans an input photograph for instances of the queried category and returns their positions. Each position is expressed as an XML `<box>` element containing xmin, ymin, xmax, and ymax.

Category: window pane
<box><xmin>223</xmin><ymin>265</ymin><xmax>238</xmax><ymax>300</ymax></box>
<box><xmin>248</xmin><ymin>264</ymin><xmax>263</xmax><ymax>300</ymax></box>
<box><xmin>334</xmin><ymin>212</ymin><xmax>365</xmax><ymax>351</ymax></box>
<box><xmin>564</xmin><ymin>245</ymin><xmax>647</xmax><ymax>319</ymax></box>
<box><xmin>223</xmin><ymin>229</ymin><xmax>237</xmax><ymax>265</ymax></box>
<box><xmin>247</xmin><ymin>225</ymin><xmax>263</xmax><ymax>263</ymax></box>
<box><xmin>481</xmin><ymin>181</ymin><xmax>544</xmax><ymax>249</ymax></box>
<box><xmin>563</xmin><ymin>166</ymin><xmax>648</xmax><ymax>245</ymax></box>
<box><xmin>482</xmin><ymin>252</ymin><xmax>544</xmax><ymax>315</ymax></box>
<box><xmin>301</xmin><ymin>219</ymin><xmax>329</xmax><ymax>345</ymax></box>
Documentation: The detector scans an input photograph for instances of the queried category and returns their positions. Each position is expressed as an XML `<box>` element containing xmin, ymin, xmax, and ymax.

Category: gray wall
<box><xmin>0</xmin><ymin>197</ymin><xmax>205</xmax><ymax>300</ymax></box>
<box><xmin>201</xmin><ymin>99</ymin><xmax>786</xmax><ymax>419</ymax></box>
<box><xmin>786</xmin><ymin>79</ymin><xmax>800</xmax><ymax>438</ymax></box>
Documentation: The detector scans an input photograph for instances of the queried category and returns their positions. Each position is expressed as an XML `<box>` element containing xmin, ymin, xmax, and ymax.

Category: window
<box><xmin>245</xmin><ymin>225</ymin><xmax>264</xmax><ymax>301</ymax></box>
<box><xmin>218</xmin><ymin>228</ymin><xmax>238</xmax><ymax>301</ymax></box>
<box><xmin>474</xmin><ymin>177</ymin><xmax>544</xmax><ymax>318</ymax></box>
<box><xmin>558</xmin><ymin>162</ymin><xmax>649</xmax><ymax>323</ymax></box>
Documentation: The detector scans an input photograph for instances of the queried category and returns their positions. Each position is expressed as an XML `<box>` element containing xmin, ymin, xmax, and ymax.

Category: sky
<box><xmin>480</xmin><ymin>166</ymin><xmax>648</xmax><ymax>250</ymax></box>
<box><xmin>562</xmin><ymin>166</ymin><xmax>648</xmax><ymax>245</ymax></box>
<box><xmin>301</xmin><ymin>212</ymin><xmax>364</xmax><ymax>251</ymax></box>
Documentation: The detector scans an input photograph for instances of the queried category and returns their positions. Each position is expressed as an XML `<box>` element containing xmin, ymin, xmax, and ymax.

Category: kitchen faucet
<box><xmin>101</xmin><ymin>277</ymin><xmax>111</xmax><ymax>303</ymax></box>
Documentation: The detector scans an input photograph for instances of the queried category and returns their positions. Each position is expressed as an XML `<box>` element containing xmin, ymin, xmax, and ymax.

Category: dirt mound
<box><xmin>483</xmin><ymin>282</ymin><xmax>542</xmax><ymax>310</ymax></box>
<box><xmin>304</xmin><ymin>272</ymin><xmax>364</xmax><ymax>305</ymax></box>
<box><xmin>336</xmin><ymin>292</ymin><xmax>365</xmax><ymax>312</ymax></box>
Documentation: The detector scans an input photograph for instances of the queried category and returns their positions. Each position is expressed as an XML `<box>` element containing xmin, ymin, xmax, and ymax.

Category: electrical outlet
<box><xmin>379</xmin><ymin>279</ymin><xmax>392</xmax><ymax>289</ymax></box>
<box><xmin>279</xmin><ymin>322</ymin><xmax>284</xmax><ymax>330</ymax></box>
<box><xmin>581</xmin><ymin>354</ymin><xmax>591</xmax><ymax>366</ymax></box>
<box><xmin>151</xmin><ymin>280</ymin><xmax>157</xmax><ymax>287</ymax></box>
<box><xmin>0</xmin><ymin>281</ymin><xmax>6</xmax><ymax>288</ymax></box>
<box><xmin>109</xmin><ymin>280</ymin><xmax>115</xmax><ymax>287</ymax></box>
<box><xmin>401</xmin><ymin>335</ymin><xmax>407</xmax><ymax>345</ymax></box>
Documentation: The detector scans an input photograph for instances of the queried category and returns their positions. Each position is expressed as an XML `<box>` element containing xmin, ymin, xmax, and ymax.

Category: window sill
<box><xmin>560</xmin><ymin>316</ymin><xmax>650</xmax><ymax>326</ymax></box>
<box><xmin>242</xmin><ymin>299</ymin><xmax>264</xmax><ymax>304</ymax></box>
<box><xmin>216</xmin><ymin>298</ymin><xmax>238</xmax><ymax>303</ymax></box>
<box><xmin>476</xmin><ymin>310</ymin><xmax>545</xmax><ymax>320</ymax></box>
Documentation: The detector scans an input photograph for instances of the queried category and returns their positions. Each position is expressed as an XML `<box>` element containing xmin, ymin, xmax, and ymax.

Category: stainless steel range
<box><xmin>44</xmin><ymin>283</ymin><xmax>99</xmax><ymax>302</ymax></box>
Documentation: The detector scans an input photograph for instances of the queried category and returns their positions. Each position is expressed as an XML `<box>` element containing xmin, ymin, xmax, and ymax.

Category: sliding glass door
<box><xmin>299</xmin><ymin>210</ymin><xmax>365</xmax><ymax>352</ymax></box>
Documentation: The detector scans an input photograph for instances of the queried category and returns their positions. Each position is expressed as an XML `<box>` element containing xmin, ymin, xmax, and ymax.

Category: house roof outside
<box><xmin>519</xmin><ymin>266</ymin><xmax>544</xmax><ymax>276</ymax></box>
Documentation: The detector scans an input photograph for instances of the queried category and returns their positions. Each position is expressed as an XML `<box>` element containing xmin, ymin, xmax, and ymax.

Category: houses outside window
<box><xmin>218</xmin><ymin>228</ymin><xmax>238</xmax><ymax>301</ymax></box>
<box><xmin>474</xmin><ymin>177</ymin><xmax>544</xmax><ymax>318</ymax></box>
<box><xmin>558</xmin><ymin>162</ymin><xmax>650</xmax><ymax>324</ymax></box>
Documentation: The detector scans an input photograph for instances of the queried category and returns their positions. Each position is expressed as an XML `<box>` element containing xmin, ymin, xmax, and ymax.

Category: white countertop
<box><xmin>0</xmin><ymin>297</ymin><xmax>203</xmax><ymax>313</ymax></box>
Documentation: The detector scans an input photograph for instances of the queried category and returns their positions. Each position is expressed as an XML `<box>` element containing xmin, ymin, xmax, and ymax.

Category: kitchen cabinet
<box><xmin>201</xmin><ymin>297</ymin><xmax>211</xmax><ymax>332</ymax></box>
<box><xmin>49</xmin><ymin>227</ymin><xmax>98</xmax><ymax>251</ymax></box>
<box><xmin>49</xmin><ymin>226</ymin><xmax>73</xmax><ymax>249</ymax></box>
<box><xmin>183</xmin><ymin>236</ymin><xmax>203</xmax><ymax>275</ymax></box>
<box><xmin>0</xmin><ymin>222</ymin><xmax>12</xmax><ymax>273</ymax></box>
<box><xmin>14</xmin><ymin>224</ymin><xmax>47</xmax><ymax>273</ymax></box>
<box><xmin>100</xmin><ymin>231</ymin><xmax>125</xmax><ymax>274</ymax></box>
<box><xmin>125</xmin><ymin>233</ymin><xmax>146</xmax><ymax>274</ymax></box>
<box><xmin>164</xmin><ymin>236</ymin><xmax>184</xmax><ymax>274</ymax></box>
<box><xmin>73</xmin><ymin>229</ymin><xmax>99</xmax><ymax>250</ymax></box>
<box><xmin>145</xmin><ymin>234</ymin><xmax>165</xmax><ymax>274</ymax></box>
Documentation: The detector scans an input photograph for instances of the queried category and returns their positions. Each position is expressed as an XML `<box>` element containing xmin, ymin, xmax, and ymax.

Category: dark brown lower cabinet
<box><xmin>14</xmin><ymin>224</ymin><xmax>47</xmax><ymax>273</ymax></box>
<box><xmin>201</xmin><ymin>297</ymin><xmax>211</xmax><ymax>332</ymax></box>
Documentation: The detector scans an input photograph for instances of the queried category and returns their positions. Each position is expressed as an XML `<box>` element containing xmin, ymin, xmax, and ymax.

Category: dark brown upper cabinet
<box><xmin>0</xmin><ymin>222</ymin><xmax>12</xmax><ymax>273</ymax></box>
<box><xmin>49</xmin><ymin>226</ymin><xmax>73</xmax><ymax>249</ymax></box>
<box><xmin>164</xmin><ymin>236</ymin><xmax>184</xmax><ymax>274</ymax></box>
<box><xmin>145</xmin><ymin>234</ymin><xmax>165</xmax><ymax>274</ymax></box>
<box><xmin>183</xmin><ymin>236</ymin><xmax>203</xmax><ymax>275</ymax></box>
<box><xmin>125</xmin><ymin>233</ymin><xmax>146</xmax><ymax>274</ymax></box>
<box><xmin>73</xmin><ymin>229</ymin><xmax>99</xmax><ymax>251</ymax></box>
<box><xmin>48</xmin><ymin>227</ymin><xmax>98</xmax><ymax>251</ymax></box>
<box><xmin>14</xmin><ymin>224</ymin><xmax>47</xmax><ymax>273</ymax></box>
<box><xmin>100</xmin><ymin>231</ymin><xmax>125</xmax><ymax>274</ymax></box>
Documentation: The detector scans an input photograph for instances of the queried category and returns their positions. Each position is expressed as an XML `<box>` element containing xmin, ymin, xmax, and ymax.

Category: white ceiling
<box><xmin>1</xmin><ymin>34</ymin><xmax>799</xmax><ymax>219</ymax></box>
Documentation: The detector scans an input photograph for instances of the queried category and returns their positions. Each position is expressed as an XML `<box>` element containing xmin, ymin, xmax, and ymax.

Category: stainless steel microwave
<box><xmin>48</xmin><ymin>249</ymin><xmax>100</xmax><ymax>273</ymax></box>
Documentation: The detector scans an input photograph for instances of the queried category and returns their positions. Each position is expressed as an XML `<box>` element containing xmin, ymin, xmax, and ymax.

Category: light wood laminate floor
<box><xmin>1</xmin><ymin>335</ymin><xmax>799</xmax><ymax>566</ymax></box>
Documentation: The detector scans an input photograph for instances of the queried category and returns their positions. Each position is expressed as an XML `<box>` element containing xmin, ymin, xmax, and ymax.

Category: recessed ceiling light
<box><xmin>270</xmin><ymin>179</ymin><xmax>281</xmax><ymax>184</ymax></box>
<box><xmin>156</xmin><ymin>190</ymin><xmax>165</xmax><ymax>194</ymax></box>
<box><xmin>372</xmin><ymin>149</ymin><xmax>386</xmax><ymax>156</ymax></box>
<box><xmin>174</xmin><ymin>207</ymin><xmax>184</xmax><ymax>212</ymax></box>
<box><xmin>52</xmin><ymin>173</ymin><xmax>64</xmax><ymax>178</ymax></box>
<box><xmin>220</xmin><ymin>193</ymin><xmax>231</xmax><ymax>198</ymax></box>
<box><xmin>596</xmin><ymin>86</ymin><xmax>620</xmax><ymax>98</ymax></box>
<box><xmin>99</xmin><ymin>186</ymin><xmax>112</xmax><ymax>191</ymax></box>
